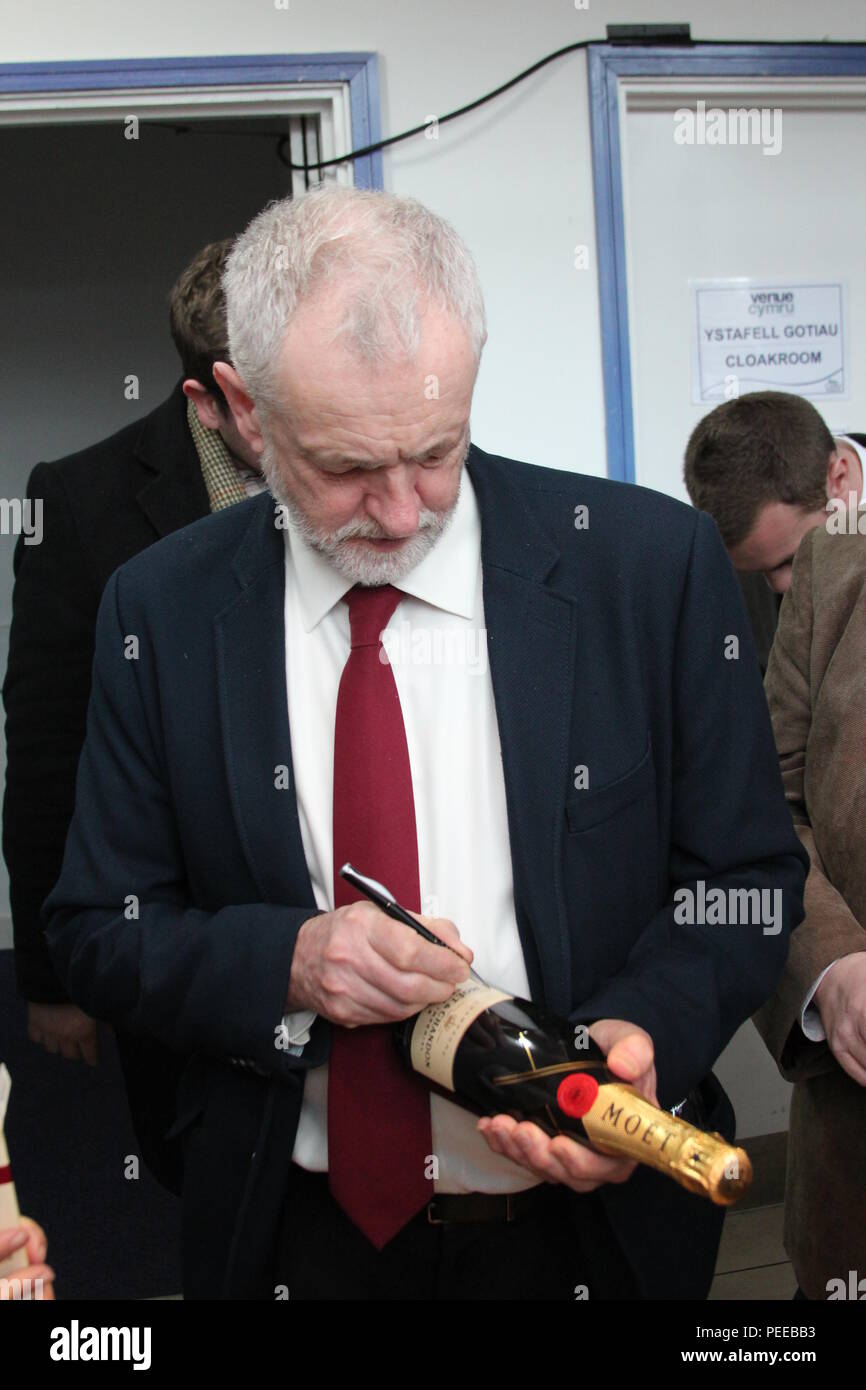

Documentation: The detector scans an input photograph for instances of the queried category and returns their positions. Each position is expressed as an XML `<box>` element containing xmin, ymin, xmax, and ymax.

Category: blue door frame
<box><xmin>588</xmin><ymin>42</ymin><xmax>866</xmax><ymax>482</ymax></box>
<box><xmin>0</xmin><ymin>52</ymin><xmax>384</xmax><ymax>189</ymax></box>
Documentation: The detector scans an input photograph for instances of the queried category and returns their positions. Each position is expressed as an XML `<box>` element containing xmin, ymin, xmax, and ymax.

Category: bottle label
<box><xmin>410</xmin><ymin>980</ymin><xmax>513</xmax><ymax>1090</ymax></box>
<box><xmin>581</xmin><ymin>1087</ymin><xmax>683</xmax><ymax>1157</ymax></box>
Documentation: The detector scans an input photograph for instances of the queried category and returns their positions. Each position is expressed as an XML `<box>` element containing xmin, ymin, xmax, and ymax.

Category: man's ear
<box><xmin>826</xmin><ymin>443</ymin><xmax>863</xmax><ymax>503</ymax></box>
<box><xmin>211</xmin><ymin>362</ymin><xmax>265</xmax><ymax>456</ymax></box>
<box><xmin>182</xmin><ymin>379</ymin><xmax>225</xmax><ymax>432</ymax></box>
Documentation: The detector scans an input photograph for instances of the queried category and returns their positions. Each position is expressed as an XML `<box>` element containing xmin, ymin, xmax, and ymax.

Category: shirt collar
<box><xmin>284</xmin><ymin>467</ymin><xmax>481</xmax><ymax>633</ymax></box>
<box><xmin>187</xmin><ymin>397</ymin><xmax>260</xmax><ymax>513</ymax></box>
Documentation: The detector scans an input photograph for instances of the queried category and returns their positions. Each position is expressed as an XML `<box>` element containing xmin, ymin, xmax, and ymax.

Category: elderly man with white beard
<box><xmin>44</xmin><ymin>184</ymin><xmax>805</xmax><ymax>1301</ymax></box>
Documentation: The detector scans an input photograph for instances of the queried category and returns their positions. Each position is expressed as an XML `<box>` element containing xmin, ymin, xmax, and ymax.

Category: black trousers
<box><xmin>275</xmin><ymin>1163</ymin><xmax>641</xmax><ymax>1300</ymax></box>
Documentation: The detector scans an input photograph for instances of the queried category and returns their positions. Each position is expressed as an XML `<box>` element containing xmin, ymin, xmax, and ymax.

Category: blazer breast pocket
<box><xmin>566</xmin><ymin>737</ymin><xmax>656</xmax><ymax>834</ymax></box>
<box><xmin>563</xmin><ymin>738</ymin><xmax>661</xmax><ymax>972</ymax></box>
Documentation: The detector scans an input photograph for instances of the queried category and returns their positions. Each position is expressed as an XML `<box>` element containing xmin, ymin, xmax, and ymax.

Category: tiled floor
<box><xmin>710</xmin><ymin>1203</ymin><xmax>798</xmax><ymax>1300</ymax></box>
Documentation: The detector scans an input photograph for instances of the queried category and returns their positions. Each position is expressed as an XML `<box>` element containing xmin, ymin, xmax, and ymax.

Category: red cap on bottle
<box><xmin>556</xmin><ymin>1072</ymin><xmax>599</xmax><ymax>1118</ymax></box>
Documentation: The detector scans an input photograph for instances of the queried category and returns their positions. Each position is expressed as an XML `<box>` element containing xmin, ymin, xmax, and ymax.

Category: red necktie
<box><xmin>328</xmin><ymin>584</ymin><xmax>433</xmax><ymax>1248</ymax></box>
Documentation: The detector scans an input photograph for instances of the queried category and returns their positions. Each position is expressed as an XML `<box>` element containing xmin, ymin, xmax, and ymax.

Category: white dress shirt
<box><xmin>280</xmin><ymin>471</ymin><xmax>541</xmax><ymax>1193</ymax></box>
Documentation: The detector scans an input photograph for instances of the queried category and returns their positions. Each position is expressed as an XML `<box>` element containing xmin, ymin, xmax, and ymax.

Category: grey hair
<box><xmin>222</xmin><ymin>183</ymin><xmax>486</xmax><ymax>416</ymax></box>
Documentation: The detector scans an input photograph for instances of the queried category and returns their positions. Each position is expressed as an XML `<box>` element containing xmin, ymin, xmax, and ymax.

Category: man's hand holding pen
<box><xmin>286</xmin><ymin>902</ymin><xmax>473</xmax><ymax>1025</ymax></box>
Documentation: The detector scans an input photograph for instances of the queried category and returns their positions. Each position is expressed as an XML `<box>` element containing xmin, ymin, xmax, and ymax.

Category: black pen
<box><xmin>338</xmin><ymin>863</ymin><xmax>485</xmax><ymax>984</ymax></box>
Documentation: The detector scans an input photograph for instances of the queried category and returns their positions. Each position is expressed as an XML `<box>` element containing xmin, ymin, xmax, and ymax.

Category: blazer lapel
<box><xmin>467</xmin><ymin>450</ymin><xmax>578</xmax><ymax>1016</ymax></box>
<box><xmin>214</xmin><ymin>496</ymin><xmax>317</xmax><ymax>910</ymax></box>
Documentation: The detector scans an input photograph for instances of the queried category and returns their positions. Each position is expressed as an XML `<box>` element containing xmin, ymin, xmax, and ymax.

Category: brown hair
<box><xmin>683</xmin><ymin>391</ymin><xmax>835</xmax><ymax>546</ymax></box>
<box><xmin>168</xmin><ymin>238</ymin><xmax>235</xmax><ymax>411</ymax></box>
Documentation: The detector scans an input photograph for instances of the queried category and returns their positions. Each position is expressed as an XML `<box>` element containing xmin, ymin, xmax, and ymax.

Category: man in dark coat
<box><xmin>45</xmin><ymin>187</ymin><xmax>806</xmax><ymax>1299</ymax></box>
<box><xmin>3</xmin><ymin>238</ymin><xmax>265</xmax><ymax>1186</ymax></box>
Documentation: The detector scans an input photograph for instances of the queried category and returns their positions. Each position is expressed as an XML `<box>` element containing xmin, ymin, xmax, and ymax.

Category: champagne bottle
<box><xmin>394</xmin><ymin>978</ymin><xmax>751</xmax><ymax>1206</ymax></box>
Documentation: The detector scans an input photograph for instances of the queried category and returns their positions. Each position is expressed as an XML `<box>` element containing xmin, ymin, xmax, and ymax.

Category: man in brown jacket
<box><xmin>757</xmin><ymin>521</ymin><xmax>866</xmax><ymax>1299</ymax></box>
<box><xmin>683</xmin><ymin>391</ymin><xmax>866</xmax><ymax>671</ymax></box>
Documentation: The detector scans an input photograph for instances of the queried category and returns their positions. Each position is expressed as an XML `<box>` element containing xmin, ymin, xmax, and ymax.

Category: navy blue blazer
<box><xmin>44</xmin><ymin>444</ymin><xmax>807</xmax><ymax>1299</ymax></box>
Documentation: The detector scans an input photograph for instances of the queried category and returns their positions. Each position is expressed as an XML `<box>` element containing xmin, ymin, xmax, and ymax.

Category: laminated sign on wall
<box><xmin>691</xmin><ymin>280</ymin><xmax>846</xmax><ymax>403</ymax></box>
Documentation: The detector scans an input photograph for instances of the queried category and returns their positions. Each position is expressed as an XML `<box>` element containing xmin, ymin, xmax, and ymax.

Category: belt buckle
<box><xmin>427</xmin><ymin>1194</ymin><xmax>519</xmax><ymax>1224</ymax></box>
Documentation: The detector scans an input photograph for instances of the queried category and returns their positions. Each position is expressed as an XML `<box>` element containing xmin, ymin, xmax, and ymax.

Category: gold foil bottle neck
<box><xmin>581</xmin><ymin>1083</ymin><xmax>753</xmax><ymax>1206</ymax></box>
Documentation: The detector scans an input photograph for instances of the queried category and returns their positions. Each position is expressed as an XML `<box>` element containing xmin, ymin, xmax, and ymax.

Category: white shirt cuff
<box><xmin>279</xmin><ymin>1009</ymin><xmax>317</xmax><ymax>1055</ymax></box>
<box><xmin>800</xmin><ymin>960</ymin><xmax>840</xmax><ymax>1042</ymax></box>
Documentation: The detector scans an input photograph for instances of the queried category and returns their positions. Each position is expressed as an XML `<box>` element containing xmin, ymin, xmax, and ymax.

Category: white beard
<box><xmin>260</xmin><ymin>442</ymin><xmax>462</xmax><ymax>586</ymax></box>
